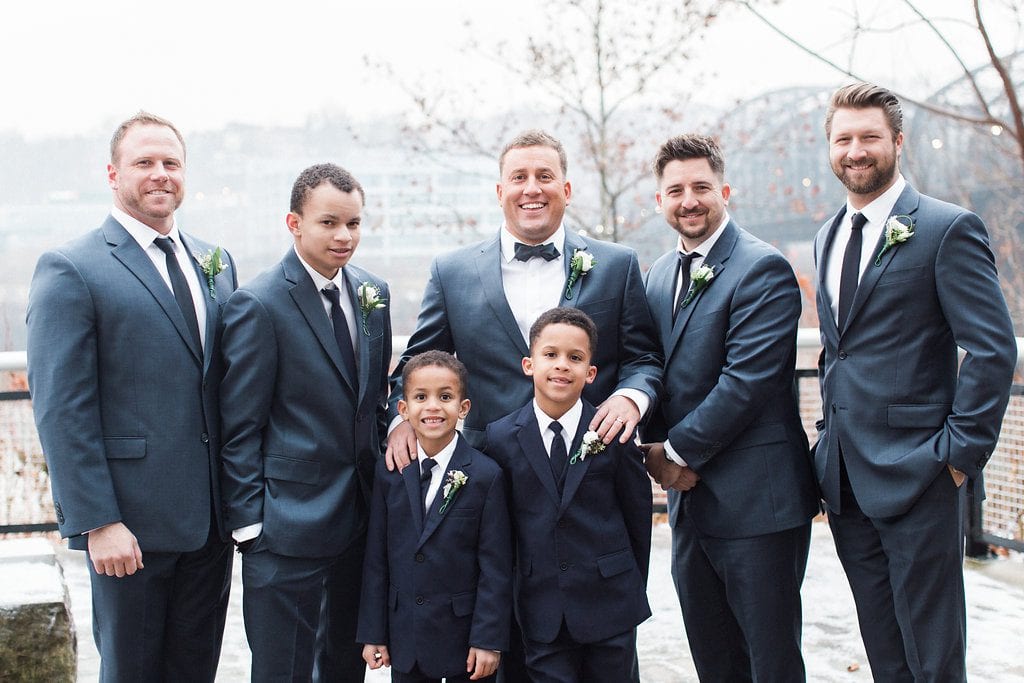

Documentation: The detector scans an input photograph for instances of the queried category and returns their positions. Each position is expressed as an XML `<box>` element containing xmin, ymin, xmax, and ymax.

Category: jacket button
<box><xmin>415</xmin><ymin>553</ymin><xmax>425</xmax><ymax>563</ymax></box>
<box><xmin>559</xmin><ymin>562</ymin><xmax>568</xmax><ymax>571</ymax></box>
<box><xmin>201</xmin><ymin>432</ymin><xmax>209</xmax><ymax>444</ymax></box>
<box><xmin>831</xmin><ymin>404</ymin><xmax>837</xmax><ymax>414</ymax></box>
<box><xmin>415</xmin><ymin>596</ymin><xmax>424</xmax><ymax>605</ymax></box>
<box><xmin>838</xmin><ymin>351</ymin><xmax>848</xmax><ymax>360</ymax></box>
<box><xmin>557</xmin><ymin>520</ymin><xmax>566</xmax><ymax>529</ymax></box>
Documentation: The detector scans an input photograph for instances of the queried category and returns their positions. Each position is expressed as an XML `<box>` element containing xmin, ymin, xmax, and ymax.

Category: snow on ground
<box><xmin>60</xmin><ymin>520</ymin><xmax>1024</xmax><ymax>682</ymax></box>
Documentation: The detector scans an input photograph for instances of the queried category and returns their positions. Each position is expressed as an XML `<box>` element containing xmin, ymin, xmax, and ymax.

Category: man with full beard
<box><xmin>813</xmin><ymin>83</ymin><xmax>1016</xmax><ymax>681</ymax></box>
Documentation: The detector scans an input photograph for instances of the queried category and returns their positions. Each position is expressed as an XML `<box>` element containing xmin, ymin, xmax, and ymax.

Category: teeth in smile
<box><xmin>521</xmin><ymin>203</ymin><xmax>545</xmax><ymax>209</ymax></box>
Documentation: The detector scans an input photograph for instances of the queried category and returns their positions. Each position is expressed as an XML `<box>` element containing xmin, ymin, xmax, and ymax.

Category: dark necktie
<box><xmin>154</xmin><ymin>237</ymin><xmax>202</xmax><ymax>349</ymax></box>
<box><xmin>321</xmin><ymin>285</ymin><xmax>358</xmax><ymax>381</ymax></box>
<box><xmin>837</xmin><ymin>212</ymin><xmax>868</xmax><ymax>331</ymax></box>
<box><xmin>420</xmin><ymin>457</ymin><xmax>437</xmax><ymax>517</ymax></box>
<box><xmin>673</xmin><ymin>252</ymin><xmax>699</xmax><ymax>320</ymax></box>
<box><xmin>549</xmin><ymin>421</ymin><xmax>568</xmax><ymax>490</ymax></box>
<box><xmin>514</xmin><ymin>242</ymin><xmax>560</xmax><ymax>262</ymax></box>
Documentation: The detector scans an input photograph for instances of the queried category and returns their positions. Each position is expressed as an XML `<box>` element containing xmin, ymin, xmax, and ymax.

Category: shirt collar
<box><xmin>846</xmin><ymin>174</ymin><xmax>906</xmax><ymax>227</ymax></box>
<box><xmin>677</xmin><ymin>211</ymin><xmax>730</xmax><ymax>258</ymax></box>
<box><xmin>500</xmin><ymin>224</ymin><xmax>566</xmax><ymax>264</ymax></box>
<box><xmin>533</xmin><ymin>398</ymin><xmax>583</xmax><ymax>440</ymax></box>
<box><xmin>293</xmin><ymin>246</ymin><xmax>347</xmax><ymax>293</ymax></box>
<box><xmin>417</xmin><ymin>432</ymin><xmax>459</xmax><ymax>473</ymax></box>
<box><xmin>112</xmin><ymin>206</ymin><xmax>183</xmax><ymax>253</ymax></box>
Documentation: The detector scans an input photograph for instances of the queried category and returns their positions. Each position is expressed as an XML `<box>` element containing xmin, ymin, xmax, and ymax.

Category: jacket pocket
<box><xmin>451</xmin><ymin>591</ymin><xmax>476</xmax><ymax>617</ymax></box>
<box><xmin>887</xmin><ymin>403</ymin><xmax>951</xmax><ymax>429</ymax></box>
<box><xmin>727</xmin><ymin>422</ymin><xmax>787</xmax><ymax>451</ymax></box>
<box><xmin>597</xmin><ymin>548</ymin><xmax>635</xmax><ymax>578</ymax></box>
<box><xmin>264</xmin><ymin>454</ymin><xmax>320</xmax><ymax>484</ymax></box>
<box><xmin>104</xmin><ymin>437</ymin><xmax>146</xmax><ymax>459</ymax></box>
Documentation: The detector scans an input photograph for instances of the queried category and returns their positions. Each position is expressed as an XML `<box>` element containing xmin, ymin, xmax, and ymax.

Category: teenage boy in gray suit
<box><xmin>27</xmin><ymin>112</ymin><xmax>237</xmax><ymax>682</ymax></box>
<box><xmin>815</xmin><ymin>83</ymin><xmax>1016</xmax><ymax>681</ymax></box>
<box><xmin>220</xmin><ymin>163</ymin><xmax>391</xmax><ymax>682</ymax></box>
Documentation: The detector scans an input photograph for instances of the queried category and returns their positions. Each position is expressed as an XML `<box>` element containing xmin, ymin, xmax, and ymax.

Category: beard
<box><xmin>833</xmin><ymin>154</ymin><xmax>897</xmax><ymax>196</ymax></box>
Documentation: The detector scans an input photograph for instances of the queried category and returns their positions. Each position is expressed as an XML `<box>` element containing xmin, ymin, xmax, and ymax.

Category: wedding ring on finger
<box><xmin>614</xmin><ymin>417</ymin><xmax>624</xmax><ymax>423</ymax></box>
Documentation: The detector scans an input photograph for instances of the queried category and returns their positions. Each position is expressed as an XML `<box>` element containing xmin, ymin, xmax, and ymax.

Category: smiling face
<box><xmin>656</xmin><ymin>157</ymin><xmax>730</xmax><ymax>252</ymax></box>
<box><xmin>398</xmin><ymin>364</ymin><xmax>470</xmax><ymax>456</ymax></box>
<box><xmin>287</xmin><ymin>182</ymin><xmax>362</xmax><ymax>278</ymax></box>
<box><xmin>829</xmin><ymin>106</ymin><xmax>903</xmax><ymax>208</ymax></box>
<box><xmin>523</xmin><ymin>322</ymin><xmax>597</xmax><ymax>418</ymax></box>
<box><xmin>107</xmin><ymin>123</ymin><xmax>185</xmax><ymax>234</ymax></box>
<box><xmin>497</xmin><ymin>145</ymin><xmax>571</xmax><ymax>245</ymax></box>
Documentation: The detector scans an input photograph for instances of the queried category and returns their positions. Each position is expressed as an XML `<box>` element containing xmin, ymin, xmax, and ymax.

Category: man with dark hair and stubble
<box><xmin>27</xmin><ymin>111</ymin><xmax>238</xmax><ymax>681</ymax></box>
<box><xmin>814</xmin><ymin>83</ymin><xmax>1016</xmax><ymax>681</ymax></box>
<box><xmin>220</xmin><ymin>163</ymin><xmax>392</xmax><ymax>682</ymax></box>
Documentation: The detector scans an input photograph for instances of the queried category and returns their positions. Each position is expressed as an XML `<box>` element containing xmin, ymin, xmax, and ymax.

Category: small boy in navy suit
<box><xmin>358</xmin><ymin>350</ymin><xmax>512</xmax><ymax>682</ymax></box>
<box><xmin>484</xmin><ymin>308</ymin><xmax>652</xmax><ymax>683</ymax></box>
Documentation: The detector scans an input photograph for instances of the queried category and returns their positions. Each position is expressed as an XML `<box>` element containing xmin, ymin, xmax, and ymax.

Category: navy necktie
<box><xmin>420</xmin><ymin>457</ymin><xmax>437</xmax><ymax>516</ymax></box>
<box><xmin>674</xmin><ymin>252</ymin><xmax>699</xmax><ymax>320</ymax></box>
<box><xmin>549</xmin><ymin>421</ymin><xmax>568</xmax><ymax>490</ymax></box>
<box><xmin>838</xmin><ymin>212</ymin><xmax>868</xmax><ymax>331</ymax></box>
<box><xmin>321</xmin><ymin>285</ymin><xmax>358</xmax><ymax>382</ymax></box>
<box><xmin>514</xmin><ymin>242</ymin><xmax>560</xmax><ymax>262</ymax></box>
<box><xmin>154</xmin><ymin>237</ymin><xmax>202</xmax><ymax>349</ymax></box>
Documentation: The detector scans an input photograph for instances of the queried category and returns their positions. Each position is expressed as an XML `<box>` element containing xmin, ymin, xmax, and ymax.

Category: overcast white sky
<box><xmin>1</xmin><ymin>0</ymin><xmax>1019</xmax><ymax>140</ymax></box>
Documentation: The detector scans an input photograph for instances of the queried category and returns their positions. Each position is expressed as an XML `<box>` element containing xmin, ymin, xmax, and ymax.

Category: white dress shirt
<box><xmin>114</xmin><ymin>206</ymin><xmax>207</xmax><ymax>349</ymax></box>
<box><xmin>824</xmin><ymin>174</ymin><xmax>907</xmax><ymax>322</ymax></box>
<box><xmin>534</xmin><ymin>399</ymin><xmax>584</xmax><ymax>458</ymax></box>
<box><xmin>500</xmin><ymin>225</ymin><xmax>568</xmax><ymax>343</ymax></box>
<box><xmin>294</xmin><ymin>248</ymin><xmax>359</xmax><ymax>352</ymax></box>
<box><xmin>420</xmin><ymin>433</ymin><xmax>460</xmax><ymax>510</ymax></box>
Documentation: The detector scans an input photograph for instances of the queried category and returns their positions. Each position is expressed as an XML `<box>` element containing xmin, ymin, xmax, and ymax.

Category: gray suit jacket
<box><xmin>813</xmin><ymin>184</ymin><xmax>1017</xmax><ymax>517</ymax></box>
<box><xmin>644</xmin><ymin>220</ymin><xmax>819</xmax><ymax>538</ymax></box>
<box><xmin>219</xmin><ymin>249</ymin><xmax>391</xmax><ymax>558</ymax></box>
<box><xmin>27</xmin><ymin>215</ymin><xmax>238</xmax><ymax>551</ymax></box>
<box><xmin>390</xmin><ymin>230</ymin><xmax>663</xmax><ymax>446</ymax></box>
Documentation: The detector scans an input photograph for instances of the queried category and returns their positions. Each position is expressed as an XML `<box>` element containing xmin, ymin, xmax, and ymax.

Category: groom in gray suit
<box><xmin>815</xmin><ymin>83</ymin><xmax>1017</xmax><ymax>681</ymax></box>
<box><xmin>642</xmin><ymin>134</ymin><xmax>819</xmax><ymax>681</ymax></box>
<box><xmin>27</xmin><ymin>112</ymin><xmax>237</xmax><ymax>681</ymax></box>
<box><xmin>386</xmin><ymin>129</ymin><xmax>662</xmax><ymax>682</ymax></box>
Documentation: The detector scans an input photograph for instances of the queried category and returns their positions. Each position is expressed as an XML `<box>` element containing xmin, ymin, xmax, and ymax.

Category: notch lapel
<box><xmin>403</xmin><ymin>461</ymin><xmax>425</xmax><ymax>532</ymax></box>
<box><xmin>515</xmin><ymin>406</ymin><xmax>561</xmax><ymax>507</ymax></box>
<box><xmin>180</xmin><ymin>233</ymin><xmax>219</xmax><ymax>376</ymax></box>
<box><xmin>816</xmin><ymin>209</ymin><xmax>845</xmax><ymax>344</ymax></box>
<box><xmin>666</xmin><ymin>222</ymin><xmax>736</xmax><ymax>357</ymax></box>
<box><xmin>560</xmin><ymin>232</ymin><xmax>589</xmax><ymax>303</ymax></box>
<box><xmin>418</xmin><ymin>438</ymin><xmax>473</xmax><ymax>547</ymax></box>
<box><xmin>475</xmin><ymin>236</ymin><xmax>529</xmax><ymax>356</ymax></box>
<box><xmin>558</xmin><ymin>404</ymin><xmax>595</xmax><ymax>513</ymax></box>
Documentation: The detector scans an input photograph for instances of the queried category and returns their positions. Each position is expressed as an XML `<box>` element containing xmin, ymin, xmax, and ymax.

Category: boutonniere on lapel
<box><xmin>198</xmin><ymin>248</ymin><xmax>228</xmax><ymax>299</ymax></box>
<box><xmin>438</xmin><ymin>470</ymin><xmax>468</xmax><ymax>514</ymax></box>
<box><xmin>569</xmin><ymin>431</ymin><xmax>606</xmax><ymax>465</ymax></box>
<box><xmin>564</xmin><ymin>249</ymin><xmax>596</xmax><ymax>300</ymax></box>
<box><xmin>356</xmin><ymin>282</ymin><xmax>387</xmax><ymax>336</ymax></box>
<box><xmin>680</xmin><ymin>264</ymin><xmax>715</xmax><ymax>308</ymax></box>
<box><xmin>874</xmin><ymin>215</ymin><xmax>914</xmax><ymax>266</ymax></box>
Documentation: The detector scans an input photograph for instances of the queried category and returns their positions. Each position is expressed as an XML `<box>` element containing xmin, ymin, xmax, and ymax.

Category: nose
<box><xmin>681</xmin><ymin>190</ymin><xmax>699</xmax><ymax>210</ymax></box>
<box><xmin>523</xmin><ymin>174</ymin><xmax>541</xmax><ymax>195</ymax></box>
<box><xmin>847</xmin><ymin>140</ymin><xmax>869</xmax><ymax>160</ymax></box>
<box><xmin>150</xmin><ymin>162</ymin><xmax>170</xmax><ymax>180</ymax></box>
<box><xmin>333</xmin><ymin>226</ymin><xmax>352</xmax><ymax>243</ymax></box>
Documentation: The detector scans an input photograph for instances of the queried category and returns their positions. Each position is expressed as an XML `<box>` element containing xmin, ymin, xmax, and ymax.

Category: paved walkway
<box><xmin>61</xmin><ymin>521</ymin><xmax>1024</xmax><ymax>681</ymax></box>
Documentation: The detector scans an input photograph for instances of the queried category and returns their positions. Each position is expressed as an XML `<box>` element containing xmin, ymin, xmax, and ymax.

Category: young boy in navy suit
<box><xmin>484</xmin><ymin>308</ymin><xmax>652</xmax><ymax>683</ymax></box>
<box><xmin>358</xmin><ymin>350</ymin><xmax>512</xmax><ymax>682</ymax></box>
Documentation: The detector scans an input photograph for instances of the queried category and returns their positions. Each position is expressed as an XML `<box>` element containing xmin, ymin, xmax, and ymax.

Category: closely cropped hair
<box><xmin>402</xmin><ymin>350</ymin><xmax>470</xmax><ymax>401</ymax></box>
<box><xmin>825</xmin><ymin>83</ymin><xmax>903</xmax><ymax>140</ymax></box>
<box><xmin>290</xmin><ymin>163</ymin><xmax>365</xmax><ymax>214</ymax></box>
<box><xmin>529</xmin><ymin>308</ymin><xmax>598</xmax><ymax>356</ymax></box>
<box><xmin>110</xmin><ymin>111</ymin><xmax>186</xmax><ymax>164</ymax></box>
<box><xmin>499</xmin><ymin>129</ymin><xmax>568</xmax><ymax>176</ymax></box>
<box><xmin>652</xmin><ymin>134</ymin><xmax>725</xmax><ymax>181</ymax></box>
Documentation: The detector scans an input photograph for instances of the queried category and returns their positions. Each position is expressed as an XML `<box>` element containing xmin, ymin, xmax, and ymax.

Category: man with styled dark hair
<box><xmin>815</xmin><ymin>82</ymin><xmax>1016</xmax><ymax>680</ymax></box>
<box><xmin>220</xmin><ymin>162</ymin><xmax>391</xmax><ymax>682</ymax></box>
<box><xmin>642</xmin><ymin>133</ymin><xmax>819</xmax><ymax>680</ymax></box>
<box><xmin>27</xmin><ymin>111</ymin><xmax>237</xmax><ymax>681</ymax></box>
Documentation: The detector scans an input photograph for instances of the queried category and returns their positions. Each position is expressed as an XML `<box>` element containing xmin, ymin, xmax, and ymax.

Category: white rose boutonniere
<box><xmin>438</xmin><ymin>470</ymin><xmax>468</xmax><ymax>514</ymax></box>
<box><xmin>680</xmin><ymin>264</ymin><xmax>715</xmax><ymax>308</ymax></box>
<box><xmin>569</xmin><ymin>430</ymin><xmax>606</xmax><ymax>465</ymax></box>
<box><xmin>198</xmin><ymin>247</ymin><xmax>228</xmax><ymax>299</ymax></box>
<box><xmin>564</xmin><ymin>249</ymin><xmax>596</xmax><ymax>300</ymax></box>
<box><xmin>874</xmin><ymin>215</ymin><xmax>915</xmax><ymax>266</ymax></box>
<box><xmin>357</xmin><ymin>282</ymin><xmax>387</xmax><ymax>336</ymax></box>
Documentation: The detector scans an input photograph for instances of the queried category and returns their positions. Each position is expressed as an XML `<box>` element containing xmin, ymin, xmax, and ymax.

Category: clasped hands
<box><xmin>640</xmin><ymin>442</ymin><xmax>700</xmax><ymax>492</ymax></box>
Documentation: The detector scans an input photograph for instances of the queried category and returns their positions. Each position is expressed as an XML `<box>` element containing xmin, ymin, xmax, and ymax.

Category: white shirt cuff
<box><xmin>387</xmin><ymin>415</ymin><xmax>405</xmax><ymax>436</ymax></box>
<box><xmin>663</xmin><ymin>440</ymin><xmax>688</xmax><ymax>468</ymax></box>
<box><xmin>232</xmin><ymin>523</ymin><xmax>262</xmax><ymax>543</ymax></box>
<box><xmin>613</xmin><ymin>388</ymin><xmax>650</xmax><ymax>419</ymax></box>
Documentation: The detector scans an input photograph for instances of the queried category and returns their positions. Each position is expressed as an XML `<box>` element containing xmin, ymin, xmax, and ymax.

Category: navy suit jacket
<box><xmin>644</xmin><ymin>220</ymin><xmax>819</xmax><ymax>538</ymax></box>
<box><xmin>814</xmin><ymin>184</ymin><xmax>1016</xmax><ymax>518</ymax></box>
<box><xmin>357</xmin><ymin>436</ymin><xmax>512</xmax><ymax>678</ymax></box>
<box><xmin>484</xmin><ymin>400</ymin><xmax>652</xmax><ymax>644</ymax></box>
<box><xmin>391</xmin><ymin>230</ymin><xmax>663</xmax><ymax>447</ymax></box>
<box><xmin>219</xmin><ymin>249</ymin><xmax>391</xmax><ymax>558</ymax></box>
<box><xmin>27</xmin><ymin>215</ymin><xmax>238</xmax><ymax>551</ymax></box>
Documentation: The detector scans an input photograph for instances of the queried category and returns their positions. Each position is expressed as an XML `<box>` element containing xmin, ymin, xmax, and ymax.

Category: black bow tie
<box><xmin>514</xmin><ymin>242</ymin><xmax>560</xmax><ymax>262</ymax></box>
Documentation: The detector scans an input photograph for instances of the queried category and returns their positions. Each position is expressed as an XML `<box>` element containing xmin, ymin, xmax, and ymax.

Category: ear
<box><xmin>655</xmin><ymin>191</ymin><xmax>663</xmax><ymax>209</ymax></box>
<box><xmin>496</xmin><ymin>182</ymin><xmax>503</xmax><ymax>205</ymax></box>
<box><xmin>584</xmin><ymin>364</ymin><xmax>597</xmax><ymax>385</ymax></box>
<box><xmin>398</xmin><ymin>399</ymin><xmax>408</xmax><ymax>420</ymax></box>
<box><xmin>459</xmin><ymin>398</ymin><xmax>471</xmax><ymax>420</ymax></box>
<box><xmin>721</xmin><ymin>183</ymin><xmax>731</xmax><ymax>205</ymax></box>
<box><xmin>286</xmin><ymin>212</ymin><xmax>301</xmax><ymax>237</ymax></box>
<box><xmin>895</xmin><ymin>131</ymin><xmax>904</xmax><ymax>157</ymax></box>
<box><xmin>521</xmin><ymin>356</ymin><xmax>534</xmax><ymax>377</ymax></box>
<box><xmin>107</xmin><ymin>163</ymin><xmax>118</xmax><ymax>190</ymax></box>
<box><xmin>563</xmin><ymin>179</ymin><xmax>572</xmax><ymax>206</ymax></box>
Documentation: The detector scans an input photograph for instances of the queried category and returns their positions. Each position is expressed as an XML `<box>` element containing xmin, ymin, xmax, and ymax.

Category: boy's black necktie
<box><xmin>420</xmin><ymin>457</ymin><xmax>436</xmax><ymax>517</ymax></box>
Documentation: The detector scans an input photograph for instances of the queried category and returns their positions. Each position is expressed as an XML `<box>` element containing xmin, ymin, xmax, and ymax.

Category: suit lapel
<box><xmin>646</xmin><ymin>254</ymin><xmax>678</xmax><ymax>352</ymax></box>
<box><xmin>515</xmin><ymin>405</ymin><xmax>561</xmax><ymax>507</ymax></box>
<box><xmin>558</xmin><ymin>403</ymin><xmax>595</xmax><ymax>513</ymax></box>
<box><xmin>419</xmin><ymin>437</ymin><xmax>473</xmax><ymax>547</ymax></box>
<box><xmin>283</xmin><ymin>251</ymin><xmax>357</xmax><ymax>394</ymax></box>
<box><xmin>816</xmin><ymin>209</ymin><xmax>845</xmax><ymax>344</ymax></box>
<box><xmin>403</xmin><ymin>459</ymin><xmax>425</xmax><ymax>532</ymax></box>
<box><xmin>104</xmin><ymin>218</ymin><xmax>202</xmax><ymax>365</ymax></box>
<box><xmin>475</xmin><ymin>236</ymin><xmax>530</xmax><ymax>356</ymax></box>
<box><xmin>666</xmin><ymin>221</ymin><xmax>736</xmax><ymax>357</ymax></box>
<box><xmin>180</xmin><ymin>232</ymin><xmax>219</xmax><ymax>376</ymax></box>
<box><xmin>843</xmin><ymin>186</ymin><xmax>922</xmax><ymax>334</ymax></box>
<box><xmin>343</xmin><ymin>268</ymin><xmax>372</xmax><ymax>402</ymax></box>
<box><xmin>560</xmin><ymin>232</ymin><xmax>588</xmax><ymax>303</ymax></box>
